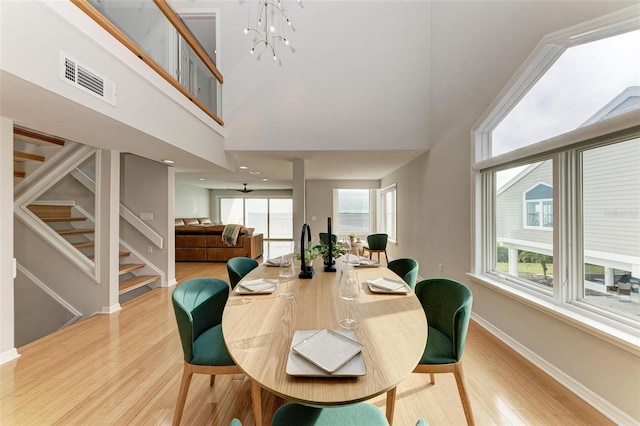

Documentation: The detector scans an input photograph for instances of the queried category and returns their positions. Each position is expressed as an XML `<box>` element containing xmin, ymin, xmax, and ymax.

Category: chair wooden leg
<box><xmin>251</xmin><ymin>380</ymin><xmax>263</xmax><ymax>426</ymax></box>
<box><xmin>454</xmin><ymin>364</ymin><xmax>475</xmax><ymax>426</ymax></box>
<box><xmin>210</xmin><ymin>375</ymin><xmax>215</xmax><ymax>386</ymax></box>
<box><xmin>385</xmin><ymin>386</ymin><xmax>397</xmax><ymax>425</ymax></box>
<box><xmin>429</xmin><ymin>373</ymin><xmax>435</xmax><ymax>384</ymax></box>
<box><xmin>173</xmin><ymin>364</ymin><xmax>193</xmax><ymax>426</ymax></box>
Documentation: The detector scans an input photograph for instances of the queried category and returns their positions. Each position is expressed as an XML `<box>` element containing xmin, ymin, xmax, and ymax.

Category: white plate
<box><xmin>234</xmin><ymin>278</ymin><xmax>278</xmax><ymax>294</ymax></box>
<box><xmin>355</xmin><ymin>259</ymin><xmax>379</xmax><ymax>268</ymax></box>
<box><xmin>286</xmin><ymin>330</ymin><xmax>366</xmax><ymax>377</ymax></box>
<box><xmin>291</xmin><ymin>329</ymin><xmax>364</xmax><ymax>374</ymax></box>
<box><xmin>367</xmin><ymin>278</ymin><xmax>410</xmax><ymax>294</ymax></box>
<box><xmin>264</xmin><ymin>257</ymin><xmax>292</xmax><ymax>267</ymax></box>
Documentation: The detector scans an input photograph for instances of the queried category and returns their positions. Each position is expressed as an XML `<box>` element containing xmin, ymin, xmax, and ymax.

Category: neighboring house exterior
<box><xmin>496</xmin><ymin>87</ymin><xmax>640</xmax><ymax>294</ymax></box>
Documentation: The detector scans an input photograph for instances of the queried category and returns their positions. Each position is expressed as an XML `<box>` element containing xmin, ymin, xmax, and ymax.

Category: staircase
<box><xmin>14</xmin><ymin>126</ymin><xmax>161</xmax><ymax>300</ymax></box>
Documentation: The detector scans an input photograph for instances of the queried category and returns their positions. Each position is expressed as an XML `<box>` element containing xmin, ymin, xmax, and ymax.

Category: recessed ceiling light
<box><xmin>162</xmin><ymin>159</ymin><xmax>174</xmax><ymax>164</ymax></box>
<box><xmin>262</xmin><ymin>178</ymin><xmax>268</xmax><ymax>181</ymax></box>
<box><xmin>199</xmin><ymin>178</ymin><xmax>205</xmax><ymax>181</ymax></box>
<box><xmin>250</xmin><ymin>171</ymin><xmax>261</xmax><ymax>175</ymax></box>
<box><xmin>239</xmin><ymin>166</ymin><xmax>248</xmax><ymax>170</ymax></box>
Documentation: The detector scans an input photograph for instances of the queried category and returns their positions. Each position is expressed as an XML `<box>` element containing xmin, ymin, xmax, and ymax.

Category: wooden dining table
<box><xmin>221</xmin><ymin>256</ymin><xmax>428</xmax><ymax>425</ymax></box>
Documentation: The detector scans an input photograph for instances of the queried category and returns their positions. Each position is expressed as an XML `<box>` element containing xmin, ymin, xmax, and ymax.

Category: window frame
<box><xmin>471</xmin><ymin>6</ymin><xmax>640</xmax><ymax>350</ymax></box>
<box><xmin>217</xmin><ymin>195</ymin><xmax>293</xmax><ymax>240</ymax></box>
<box><xmin>380</xmin><ymin>183</ymin><xmax>397</xmax><ymax>243</ymax></box>
<box><xmin>523</xmin><ymin>182</ymin><xmax>553</xmax><ymax>230</ymax></box>
<box><xmin>332</xmin><ymin>188</ymin><xmax>374</xmax><ymax>237</ymax></box>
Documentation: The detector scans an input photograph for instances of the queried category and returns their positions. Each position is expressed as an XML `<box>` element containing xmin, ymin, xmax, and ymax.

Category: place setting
<box><xmin>234</xmin><ymin>278</ymin><xmax>279</xmax><ymax>294</ymax></box>
<box><xmin>286</xmin><ymin>267</ymin><xmax>366</xmax><ymax>377</ymax></box>
<box><xmin>366</xmin><ymin>277</ymin><xmax>411</xmax><ymax>294</ymax></box>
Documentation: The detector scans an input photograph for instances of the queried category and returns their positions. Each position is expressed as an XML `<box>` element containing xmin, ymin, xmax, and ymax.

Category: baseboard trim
<box><xmin>0</xmin><ymin>348</ymin><xmax>20</xmax><ymax>365</ymax></box>
<box><xmin>471</xmin><ymin>313</ymin><xmax>636</xmax><ymax>425</ymax></box>
<box><xmin>100</xmin><ymin>304</ymin><xmax>121</xmax><ymax>314</ymax></box>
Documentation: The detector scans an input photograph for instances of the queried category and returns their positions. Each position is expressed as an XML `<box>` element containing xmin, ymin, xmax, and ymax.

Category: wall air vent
<box><xmin>60</xmin><ymin>52</ymin><xmax>116</xmax><ymax>106</ymax></box>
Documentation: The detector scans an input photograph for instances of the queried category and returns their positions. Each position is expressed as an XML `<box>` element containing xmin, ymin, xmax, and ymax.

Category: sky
<box><xmin>492</xmin><ymin>29</ymin><xmax>640</xmax><ymax>157</ymax></box>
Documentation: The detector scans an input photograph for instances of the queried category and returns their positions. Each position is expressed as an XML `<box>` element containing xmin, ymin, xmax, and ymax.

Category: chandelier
<box><xmin>244</xmin><ymin>0</ymin><xmax>301</xmax><ymax>62</ymax></box>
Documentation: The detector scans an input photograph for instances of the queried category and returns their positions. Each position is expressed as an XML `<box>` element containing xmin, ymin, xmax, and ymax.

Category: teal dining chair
<box><xmin>271</xmin><ymin>402</ymin><xmax>389</xmax><ymax>426</ymax></box>
<box><xmin>172</xmin><ymin>277</ymin><xmax>241</xmax><ymax>425</ymax></box>
<box><xmin>319</xmin><ymin>232</ymin><xmax>338</xmax><ymax>246</ymax></box>
<box><xmin>363</xmin><ymin>233</ymin><xmax>389</xmax><ymax>264</ymax></box>
<box><xmin>388</xmin><ymin>258</ymin><xmax>419</xmax><ymax>290</ymax></box>
<box><xmin>227</xmin><ymin>257</ymin><xmax>259</xmax><ymax>289</ymax></box>
<box><xmin>413</xmin><ymin>278</ymin><xmax>475</xmax><ymax>425</ymax></box>
<box><xmin>232</xmin><ymin>414</ymin><xmax>427</xmax><ymax>426</ymax></box>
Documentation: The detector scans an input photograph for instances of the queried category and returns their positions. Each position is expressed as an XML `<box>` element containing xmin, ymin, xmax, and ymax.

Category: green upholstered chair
<box><xmin>413</xmin><ymin>278</ymin><xmax>475</xmax><ymax>425</ymax></box>
<box><xmin>172</xmin><ymin>278</ymin><xmax>241</xmax><ymax>425</ymax></box>
<box><xmin>363</xmin><ymin>233</ymin><xmax>389</xmax><ymax>264</ymax></box>
<box><xmin>271</xmin><ymin>402</ymin><xmax>389</xmax><ymax>426</ymax></box>
<box><xmin>319</xmin><ymin>232</ymin><xmax>338</xmax><ymax>246</ymax></box>
<box><xmin>388</xmin><ymin>258</ymin><xmax>420</xmax><ymax>290</ymax></box>
<box><xmin>226</xmin><ymin>257</ymin><xmax>259</xmax><ymax>289</ymax></box>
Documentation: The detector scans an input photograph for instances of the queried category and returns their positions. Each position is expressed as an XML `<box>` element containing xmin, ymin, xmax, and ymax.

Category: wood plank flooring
<box><xmin>0</xmin><ymin>261</ymin><xmax>613</xmax><ymax>425</ymax></box>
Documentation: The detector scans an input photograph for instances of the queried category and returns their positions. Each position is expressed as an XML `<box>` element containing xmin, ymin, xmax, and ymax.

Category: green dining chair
<box><xmin>413</xmin><ymin>278</ymin><xmax>475</xmax><ymax>425</ymax></box>
<box><xmin>319</xmin><ymin>232</ymin><xmax>338</xmax><ymax>246</ymax></box>
<box><xmin>172</xmin><ymin>277</ymin><xmax>242</xmax><ymax>425</ymax></box>
<box><xmin>363</xmin><ymin>233</ymin><xmax>389</xmax><ymax>264</ymax></box>
<box><xmin>227</xmin><ymin>257</ymin><xmax>259</xmax><ymax>289</ymax></box>
<box><xmin>388</xmin><ymin>258</ymin><xmax>419</xmax><ymax>290</ymax></box>
<box><xmin>271</xmin><ymin>402</ymin><xmax>389</xmax><ymax>426</ymax></box>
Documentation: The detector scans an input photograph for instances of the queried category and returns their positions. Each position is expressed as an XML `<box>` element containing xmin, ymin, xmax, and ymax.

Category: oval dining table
<box><xmin>221</xmin><ymin>256</ymin><xmax>428</xmax><ymax>426</ymax></box>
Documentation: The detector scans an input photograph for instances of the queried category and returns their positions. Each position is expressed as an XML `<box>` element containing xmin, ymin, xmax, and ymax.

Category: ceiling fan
<box><xmin>231</xmin><ymin>183</ymin><xmax>254</xmax><ymax>193</ymax></box>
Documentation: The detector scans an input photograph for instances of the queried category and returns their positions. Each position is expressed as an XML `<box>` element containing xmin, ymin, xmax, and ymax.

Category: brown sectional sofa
<box><xmin>175</xmin><ymin>218</ymin><xmax>264</xmax><ymax>262</ymax></box>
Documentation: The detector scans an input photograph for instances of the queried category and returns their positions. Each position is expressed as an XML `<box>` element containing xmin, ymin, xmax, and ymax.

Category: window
<box><xmin>523</xmin><ymin>183</ymin><xmax>553</xmax><ymax>229</ymax></box>
<box><xmin>473</xmin><ymin>9</ymin><xmax>640</xmax><ymax>337</ymax></box>
<box><xmin>219</xmin><ymin>197</ymin><xmax>293</xmax><ymax>239</ymax></box>
<box><xmin>380</xmin><ymin>184</ymin><xmax>397</xmax><ymax>242</ymax></box>
<box><xmin>334</xmin><ymin>189</ymin><xmax>371</xmax><ymax>235</ymax></box>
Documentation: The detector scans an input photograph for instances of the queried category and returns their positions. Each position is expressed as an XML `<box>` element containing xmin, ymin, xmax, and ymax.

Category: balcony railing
<box><xmin>71</xmin><ymin>0</ymin><xmax>223</xmax><ymax>126</ymax></box>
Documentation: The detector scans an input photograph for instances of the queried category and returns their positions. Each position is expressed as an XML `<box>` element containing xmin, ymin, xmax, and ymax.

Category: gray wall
<box><xmin>175</xmin><ymin>181</ymin><xmax>210</xmax><ymax>219</ymax></box>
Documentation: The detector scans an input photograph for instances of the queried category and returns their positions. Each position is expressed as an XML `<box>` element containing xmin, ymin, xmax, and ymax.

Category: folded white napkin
<box><xmin>368</xmin><ymin>278</ymin><xmax>405</xmax><ymax>292</ymax></box>
<box><xmin>240</xmin><ymin>278</ymin><xmax>278</xmax><ymax>292</ymax></box>
<box><xmin>265</xmin><ymin>257</ymin><xmax>292</xmax><ymax>267</ymax></box>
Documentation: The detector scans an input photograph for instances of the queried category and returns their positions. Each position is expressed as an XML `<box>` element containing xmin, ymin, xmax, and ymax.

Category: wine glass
<box><xmin>338</xmin><ymin>267</ymin><xmax>360</xmax><ymax>329</ymax></box>
<box><xmin>279</xmin><ymin>254</ymin><xmax>295</xmax><ymax>299</ymax></box>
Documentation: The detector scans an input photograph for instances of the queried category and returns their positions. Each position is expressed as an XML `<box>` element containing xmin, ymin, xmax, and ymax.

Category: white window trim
<box><xmin>470</xmin><ymin>4</ymin><xmax>640</xmax><ymax>353</ymax></box>
<box><xmin>379</xmin><ymin>183</ymin><xmax>397</xmax><ymax>243</ymax></box>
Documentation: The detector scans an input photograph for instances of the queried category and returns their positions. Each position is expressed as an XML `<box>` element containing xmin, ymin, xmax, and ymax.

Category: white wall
<box><xmin>379</xmin><ymin>1</ymin><xmax>640</xmax><ymax>422</ymax></box>
<box><xmin>175</xmin><ymin>181</ymin><xmax>210</xmax><ymax>218</ymax></box>
<box><xmin>0</xmin><ymin>117</ymin><xmax>17</xmax><ymax>363</ymax></box>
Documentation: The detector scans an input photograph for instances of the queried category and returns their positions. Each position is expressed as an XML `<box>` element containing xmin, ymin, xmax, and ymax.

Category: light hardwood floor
<box><xmin>1</xmin><ymin>261</ymin><xmax>613</xmax><ymax>425</ymax></box>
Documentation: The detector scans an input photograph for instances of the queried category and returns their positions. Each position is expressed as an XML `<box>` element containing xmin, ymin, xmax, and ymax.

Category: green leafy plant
<box><xmin>293</xmin><ymin>244</ymin><xmax>321</xmax><ymax>262</ymax></box>
<box><xmin>318</xmin><ymin>242</ymin><xmax>343</xmax><ymax>262</ymax></box>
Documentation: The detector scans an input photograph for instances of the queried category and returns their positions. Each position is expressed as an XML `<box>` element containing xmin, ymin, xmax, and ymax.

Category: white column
<box><xmin>604</xmin><ymin>266</ymin><xmax>614</xmax><ymax>288</ymax></box>
<box><xmin>0</xmin><ymin>117</ymin><xmax>19</xmax><ymax>364</ymax></box>
<box><xmin>97</xmin><ymin>150</ymin><xmax>121</xmax><ymax>313</ymax></box>
<box><xmin>292</xmin><ymin>159</ymin><xmax>306</xmax><ymax>253</ymax></box>
<box><xmin>166</xmin><ymin>166</ymin><xmax>176</xmax><ymax>287</ymax></box>
<box><xmin>508</xmin><ymin>247</ymin><xmax>519</xmax><ymax>276</ymax></box>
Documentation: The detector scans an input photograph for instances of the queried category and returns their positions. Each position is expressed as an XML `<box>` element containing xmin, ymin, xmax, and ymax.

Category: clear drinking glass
<box><xmin>279</xmin><ymin>254</ymin><xmax>295</xmax><ymax>299</ymax></box>
<box><xmin>338</xmin><ymin>267</ymin><xmax>360</xmax><ymax>329</ymax></box>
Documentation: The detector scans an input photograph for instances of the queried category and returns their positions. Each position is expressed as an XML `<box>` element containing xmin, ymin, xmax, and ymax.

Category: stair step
<box><xmin>89</xmin><ymin>251</ymin><xmax>130</xmax><ymax>260</ymax></box>
<box><xmin>14</xmin><ymin>150</ymin><xmax>45</xmax><ymax>162</ymax></box>
<box><xmin>119</xmin><ymin>275</ymin><xmax>160</xmax><ymax>295</ymax></box>
<box><xmin>14</xmin><ymin>171</ymin><xmax>26</xmax><ymax>178</ymax></box>
<box><xmin>72</xmin><ymin>241</ymin><xmax>95</xmax><ymax>249</ymax></box>
<box><xmin>41</xmin><ymin>217</ymin><xmax>87</xmax><ymax>222</ymax></box>
<box><xmin>57</xmin><ymin>228</ymin><xmax>95</xmax><ymax>235</ymax></box>
<box><xmin>119</xmin><ymin>263</ymin><xmax>145</xmax><ymax>275</ymax></box>
<box><xmin>14</xmin><ymin>127</ymin><xmax>65</xmax><ymax>146</ymax></box>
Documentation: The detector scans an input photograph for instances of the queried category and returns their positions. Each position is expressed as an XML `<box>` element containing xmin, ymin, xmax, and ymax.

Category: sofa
<box><xmin>175</xmin><ymin>218</ymin><xmax>263</xmax><ymax>262</ymax></box>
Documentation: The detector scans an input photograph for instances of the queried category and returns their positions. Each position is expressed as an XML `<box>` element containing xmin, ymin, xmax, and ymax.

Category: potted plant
<box><xmin>293</xmin><ymin>244</ymin><xmax>321</xmax><ymax>268</ymax></box>
<box><xmin>348</xmin><ymin>233</ymin><xmax>357</xmax><ymax>245</ymax></box>
<box><xmin>318</xmin><ymin>242</ymin><xmax>342</xmax><ymax>265</ymax></box>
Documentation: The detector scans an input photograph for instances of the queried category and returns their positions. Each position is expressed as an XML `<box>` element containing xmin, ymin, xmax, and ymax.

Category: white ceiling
<box><xmin>4</xmin><ymin>1</ymin><xmax>636</xmax><ymax>192</ymax></box>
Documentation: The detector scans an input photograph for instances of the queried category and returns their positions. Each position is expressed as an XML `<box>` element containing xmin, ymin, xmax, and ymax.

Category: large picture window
<box><xmin>334</xmin><ymin>189</ymin><xmax>371</xmax><ymax>235</ymax></box>
<box><xmin>219</xmin><ymin>197</ymin><xmax>293</xmax><ymax>239</ymax></box>
<box><xmin>473</xmin><ymin>10</ymin><xmax>640</xmax><ymax>338</ymax></box>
